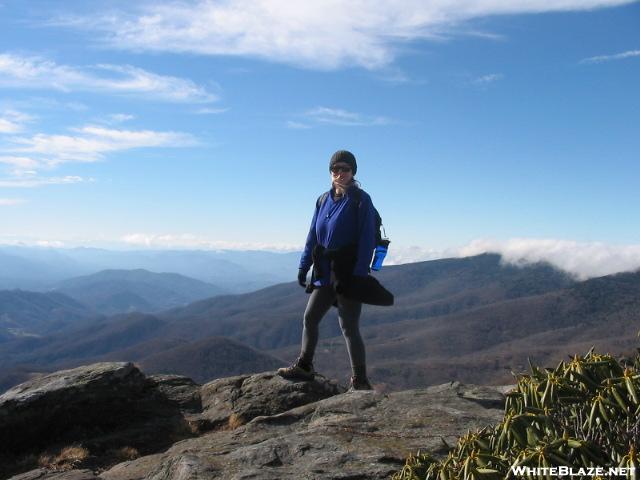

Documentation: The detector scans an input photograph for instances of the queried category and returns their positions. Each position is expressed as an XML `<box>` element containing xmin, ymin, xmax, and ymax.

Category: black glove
<box><xmin>298</xmin><ymin>268</ymin><xmax>309</xmax><ymax>288</ymax></box>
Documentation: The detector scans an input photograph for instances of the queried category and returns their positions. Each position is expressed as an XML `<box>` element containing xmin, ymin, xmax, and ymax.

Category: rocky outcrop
<box><xmin>196</xmin><ymin>372</ymin><xmax>344</xmax><ymax>430</ymax></box>
<box><xmin>99</xmin><ymin>382</ymin><xmax>505</xmax><ymax>480</ymax></box>
<box><xmin>0</xmin><ymin>363</ymin><xmax>148</xmax><ymax>453</ymax></box>
<box><xmin>4</xmin><ymin>362</ymin><xmax>508</xmax><ymax>480</ymax></box>
<box><xmin>0</xmin><ymin>363</ymin><xmax>195</xmax><ymax>478</ymax></box>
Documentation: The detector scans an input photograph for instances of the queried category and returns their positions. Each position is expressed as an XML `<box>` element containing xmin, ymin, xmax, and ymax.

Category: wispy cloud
<box><xmin>194</xmin><ymin>107</ymin><xmax>229</xmax><ymax>115</ymax></box>
<box><xmin>286</xmin><ymin>121</ymin><xmax>311</xmax><ymax>130</ymax></box>
<box><xmin>0</xmin><ymin>175</ymin><xmax>87</xmax><ymax>188</ymax></box>
<box><xmin>580</xmin><ymin>49</ymin><xmax>640</xmax><ymax>64</ymax></box>
<box><xmin>0</xmin><ymin>235</ymin><xmax>66</xmax><ymax>247</ymax></box>
<box><xmin>0</xmin><ymin>197</ymin><xmax>25</xmax><ymax>205</ymax></box>
<box><xmin>52</xmin><ymin>0</ymin><xmax>635</xmax><ymax>70</ymax></box>
<box><xmin>472</xmin><ymin>73</ymin><xmax>504</xmax><ymax>85</ymax></box>
<box><xmin>0</xmin><ymin>53</ymin><xmax>218</xmax><ymax>103</ymax></box>
<box><xmin>0</xmin><ymin>110</ymin><xmax>33</xmax><ymax>134</ymax></box>
<box><xmin>5</xmin><ymin>125</ymin><xmax>196</xmax><ymax>166</ymax></box>
<box><xmin>302</xmin><ymin>106</ymin><xmax>391</xmax><ymax>127</ymax></box>
<box><xmin>121</xmin><ymin>233</ymin><xmax>300</xmax><ymax>252</ymax></box>
<box><xmin>0</xmin><ymin>155</ymin><xmax>40</xmax><ymax>169</ymax></box>
<box><xmin>108</xmin><ymin>113</ymin><xmax>135</xmax><ymax>123</ymax></box>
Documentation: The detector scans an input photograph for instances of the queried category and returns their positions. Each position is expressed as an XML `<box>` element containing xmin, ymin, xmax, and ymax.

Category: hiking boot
<box><xmin>277</xmin><ymin>357</ymin><xmax>315</xmax><ymax>381</ymax></box>
<box><xmin>348</xmin><ymin>375</ymin><xmax>373</xmax><ymax>392</ymax></box>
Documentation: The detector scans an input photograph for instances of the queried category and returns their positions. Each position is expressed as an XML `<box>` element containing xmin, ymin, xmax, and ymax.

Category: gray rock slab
<box><xmin>8</xmin><ymin>469</ymin><xmax>98</xmax><ymax>480</ymax></box>
<box><xmin>2</xmin><ymin>363</ymin><xmax>195</xmax><ymax>479</ymax></box>
<box><xmin>146</xmin><ymin>375</ymin><xmax>202</xmax><ymax>413</ymax></box>
<box><xmin>0</xmin><ymin>362</ymin><xmax>147</xmax><ymax>453</ymax></box>
<box><xmin>196</xmin><ymin>372</ymin><xmax>344</xmax><ymax>430</ymax></box>
<box><xmin>99</xmin><ymin>382</ymin><xmax>506</xmax><ymax>480</ymax></box>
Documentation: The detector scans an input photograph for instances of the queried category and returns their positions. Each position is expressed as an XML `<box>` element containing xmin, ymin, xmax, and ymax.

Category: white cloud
<box><xmin>0</xmin><ymin>197</ymin><xmax>25</xmax><ymax>205</ymax></box>
<box><xmin>286</xmin><ymin>121</ymin><xmax>311</xmax><ymax>130</ymax></box>
<box><xmin>54</xmin><ymin>0</ymin><xmax>635</xmax><ymax>70</ymax></box>
<box><xmin>0</xmin><ymin>119</ymin><xmax>20</xmax><ymax>134</ymax></box>
<box><xmin>194</xmin><ymin>107</ymin><xmax>229</xmax><ymax>115</ymax></box>
<box><xmin>0</xmin><ymin>122</ymin><xmax>197</xmax><ymax>185</ymax></box>
<box><xmin>580</xmin><ymin>49</ymin><xmax>640</xmax><ymax>64</ymax></box>
<box><xmin>6</xmin><ymin>125</ymin><xmax>196</xmax><ymax>165</ymax></box>
<box><xmin>120</xmin><ymin>233</ymin><xmax>300</xmax><ymax>252</ymax></box>
<box><xmin>0</xmin><ymin>236</ymin><xmax>67</xmax><ymax>247</ymax></box>
<box><xmin>384</xmin><ymin>238</ymin><xmax>640</xmax><ymax>280</ymax></box>
<box><xmin>376</xmin><ymin>69</ymin><xmax>413</xmax><ymax>84</ymax></box>
<box><xmin>0</xmin><ymin>110</ymin><xmax>33</xmax><ymax>134</ymax></box>
<box><xmin>34</xmin><ymin>240</ymin><xmax>66</xmax><ymax>247</ymax></box>
<box><xmin>0</xmin><ymin>175</ymin><xmax>86</xmax><ymax>188</ymax></box>
<box><xmin>472</xmin><ymin>73</ymin><xmax>504</xmax><ymax>85</ymax></box>
<box><xmin>108</xmin><ymin>113</ymin><xmax>135</xmax><ymax>123</ymax></box>
<box><xmin>0</xmin><ymin>155</ymin><xmax>39</xmax><ymax>169</ymax></box>
<box><xmin>303</xmin><ymin>106</ymin><xmax>391</xmax><ymax>127</ymax></box>
<box><xmin>459</xmin><ymin>238</ymin><xmax>640</xmax><ymax>280</ymax></box>
<box><xmin>0</xmin><ymin>53</ymin><xmax>217</xmax><ymax>103</ymax></box>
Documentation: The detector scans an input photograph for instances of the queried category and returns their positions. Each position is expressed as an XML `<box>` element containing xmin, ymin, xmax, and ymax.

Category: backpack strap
<box><xmin>316</xmin><ymin>191</ymin><xmax>330</xmax><ymax>209</ymax></box>
<box><xmin>350</xmin><ymin>187</ymin><xmax>363</xmax><ymax>206</ymax></box>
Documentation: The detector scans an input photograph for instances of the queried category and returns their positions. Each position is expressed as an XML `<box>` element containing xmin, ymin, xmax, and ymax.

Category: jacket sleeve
<box><xmin>299</xmin><ymin>202</ymin><xmax>319</xmax><ymax>271</ymax></box>
<box><xmin>353</xmin><ymin>193</ymin><xmax>376</xmax><ymax>276</ymax></box>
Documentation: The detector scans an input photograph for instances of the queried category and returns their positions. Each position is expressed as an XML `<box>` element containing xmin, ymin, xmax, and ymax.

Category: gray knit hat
<box><xmin>329</xmin><ymin>150</ymin><xmax>357</xmax><ymax>175</ymax></box>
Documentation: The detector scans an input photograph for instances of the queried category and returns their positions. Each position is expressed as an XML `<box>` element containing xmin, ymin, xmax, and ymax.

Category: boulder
<box><xmin>196</xmin><ymin>372</ymin><xmax>344</xmax><ymax>430</ymax></box>
<box><xmin>0</xmin><ymin>363</ymin><xmax>147</xmax><ymax>454</ymax></box>
<box><xmin>0</xmin><ymin>363</ymin><xmax>195</xmax><ymax>479</ymax></box>
<box><xmin>146</xmin><ymin>374</ymin><xmax>202</xmax><ymax>413</ymax></box>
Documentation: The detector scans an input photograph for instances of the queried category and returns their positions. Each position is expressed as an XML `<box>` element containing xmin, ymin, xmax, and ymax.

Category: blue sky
<box><xmin>0</xmin><ymin>0</ymin><xmax>639</xmax><ymax>270</ymax></box>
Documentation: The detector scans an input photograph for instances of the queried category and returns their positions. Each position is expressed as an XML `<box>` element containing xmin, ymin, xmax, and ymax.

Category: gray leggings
<box><xmin>299</xmin><ymin>285</ymin><xmax>366</xmax><ymax>372</ymax></box>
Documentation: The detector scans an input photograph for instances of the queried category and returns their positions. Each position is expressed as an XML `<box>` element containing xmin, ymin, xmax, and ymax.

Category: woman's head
<box><xmin>330</xmin><ymin>150</ymin><xmax>357</xmax><ymax>175</ymax></box>
<box><xmin>329</xmin><ymin>150</ymin><xmax>357</xmax><ymax>190</ymax></box>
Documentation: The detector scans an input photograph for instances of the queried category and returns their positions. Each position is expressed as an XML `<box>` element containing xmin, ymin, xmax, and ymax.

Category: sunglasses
<box><xmin>330</xmin><ymin>165</ymin><xmax>352</xmax><ymax>173</ymax></box>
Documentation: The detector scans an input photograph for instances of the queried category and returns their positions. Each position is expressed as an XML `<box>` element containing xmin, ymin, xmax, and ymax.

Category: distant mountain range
<box><xmin>53</xmin><ymin>269</ymin><xmax>226</xmax><ymax>315</ymax></box>
<box><xmin>0</xmin><ymin>290</ymin><xmax>94</xmax><ymax>341</ymax></box>
<box><xmin>0</xmin><ymin>246</ymin><xmax>299</xmax><ymax>293</ymax></box>
<box><xmin>1</xmin><ymin>253</ymin><xmax>638</xmax><ymax>393</ymax></box>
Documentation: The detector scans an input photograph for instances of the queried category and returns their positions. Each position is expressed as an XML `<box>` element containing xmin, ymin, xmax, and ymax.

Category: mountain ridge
<box><xmin>53</xmin><ymin>268</ymin><xmax>227</xmax><ymax>314</ymax></box>
<box><xmin>1</xmin><ymin>253</ymin><xmax>638</xmax><ymax>393</ymax></box>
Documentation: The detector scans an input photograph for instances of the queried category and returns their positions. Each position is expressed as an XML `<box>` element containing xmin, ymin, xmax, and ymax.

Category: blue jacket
<box><xmin>299</xmin><ymin>184</ymin><xmax>377</xmax><ymax>286</ymax></box>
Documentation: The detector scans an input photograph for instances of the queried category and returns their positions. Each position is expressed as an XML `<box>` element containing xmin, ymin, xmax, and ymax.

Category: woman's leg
<box><xmin>299</xmin><ymin>285</ymin><xmax>335</xmax><ymax>365</ymax></box>
<box><xmin>336</xmin><ymin>294</ymin><xmax>366</xmax><ymax>375</ymax></box>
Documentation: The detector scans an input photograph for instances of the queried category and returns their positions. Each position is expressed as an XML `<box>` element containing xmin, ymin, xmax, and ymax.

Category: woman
<box><xmin>277</xmin><ymin>150</ymin><xmax>377</xmax><ymax>391</ymax></box>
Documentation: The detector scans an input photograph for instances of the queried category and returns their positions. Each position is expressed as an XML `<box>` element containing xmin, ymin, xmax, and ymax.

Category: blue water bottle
<box><xmin>371</xmin><ymin>238</ymin><xmax>390</xmax><ymax>271</ymax></box>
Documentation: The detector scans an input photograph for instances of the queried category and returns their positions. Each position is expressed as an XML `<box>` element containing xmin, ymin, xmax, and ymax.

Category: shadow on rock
<box><xmin>0</xmin><ymin>363</ymin><xmax>200</xmax><ymax>478</ymax></box>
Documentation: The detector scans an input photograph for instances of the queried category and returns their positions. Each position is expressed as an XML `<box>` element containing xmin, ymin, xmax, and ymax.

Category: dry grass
<box><xmin>39</xmin><ymin>445</ymin><xmax>89</xmax><ymax>470</ymax></box>
<box><xmin>186</xmin><ymin>419</ymin><xmax>202</xmax><ymax>435</ymax></box>
<box><xmin>108</xmin><ymin>446</ymin><xmax>140</xmax><ymax>462</ymax></box>
<box><xmin>227</xmin><ymin>413</ymin><xmax>246</xmax><ymax>430</ymax></box>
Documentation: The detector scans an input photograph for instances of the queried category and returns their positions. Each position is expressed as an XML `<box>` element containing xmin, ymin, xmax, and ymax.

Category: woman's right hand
<box><xmin>298</xmin><ymin>268</ymin><xmax>308</xmax><ymax>288</ymax></box>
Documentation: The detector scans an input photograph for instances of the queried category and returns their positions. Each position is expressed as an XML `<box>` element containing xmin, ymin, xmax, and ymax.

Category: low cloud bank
<box><xmin>388</xmin><ymin>239</ymin><xmax>640</xmax><ymax>280</ymax></box>
<box><xmin>2</xmin><ymin>236</ymin><xmax>640</xmax><ymax>279</ymax></box>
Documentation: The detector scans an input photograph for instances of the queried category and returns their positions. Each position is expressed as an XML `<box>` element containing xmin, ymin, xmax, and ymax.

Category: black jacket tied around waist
<box><xmin>306</xmin><ymin>244</ymin><xmax>393</xmax><ymax>307</ymax></box>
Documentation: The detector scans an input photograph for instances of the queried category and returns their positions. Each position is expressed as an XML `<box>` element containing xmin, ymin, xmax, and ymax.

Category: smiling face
<box><xmin>330</xmin><ymin>162</ymin><xmax>354</xmax><ymax>185</ymax></box>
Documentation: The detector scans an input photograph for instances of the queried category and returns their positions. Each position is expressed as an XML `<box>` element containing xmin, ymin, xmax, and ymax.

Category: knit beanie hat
<box><xmin>329</xmin><ymin>150</ymin><xmax>357</xmax><ymax>175</ymax></box>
